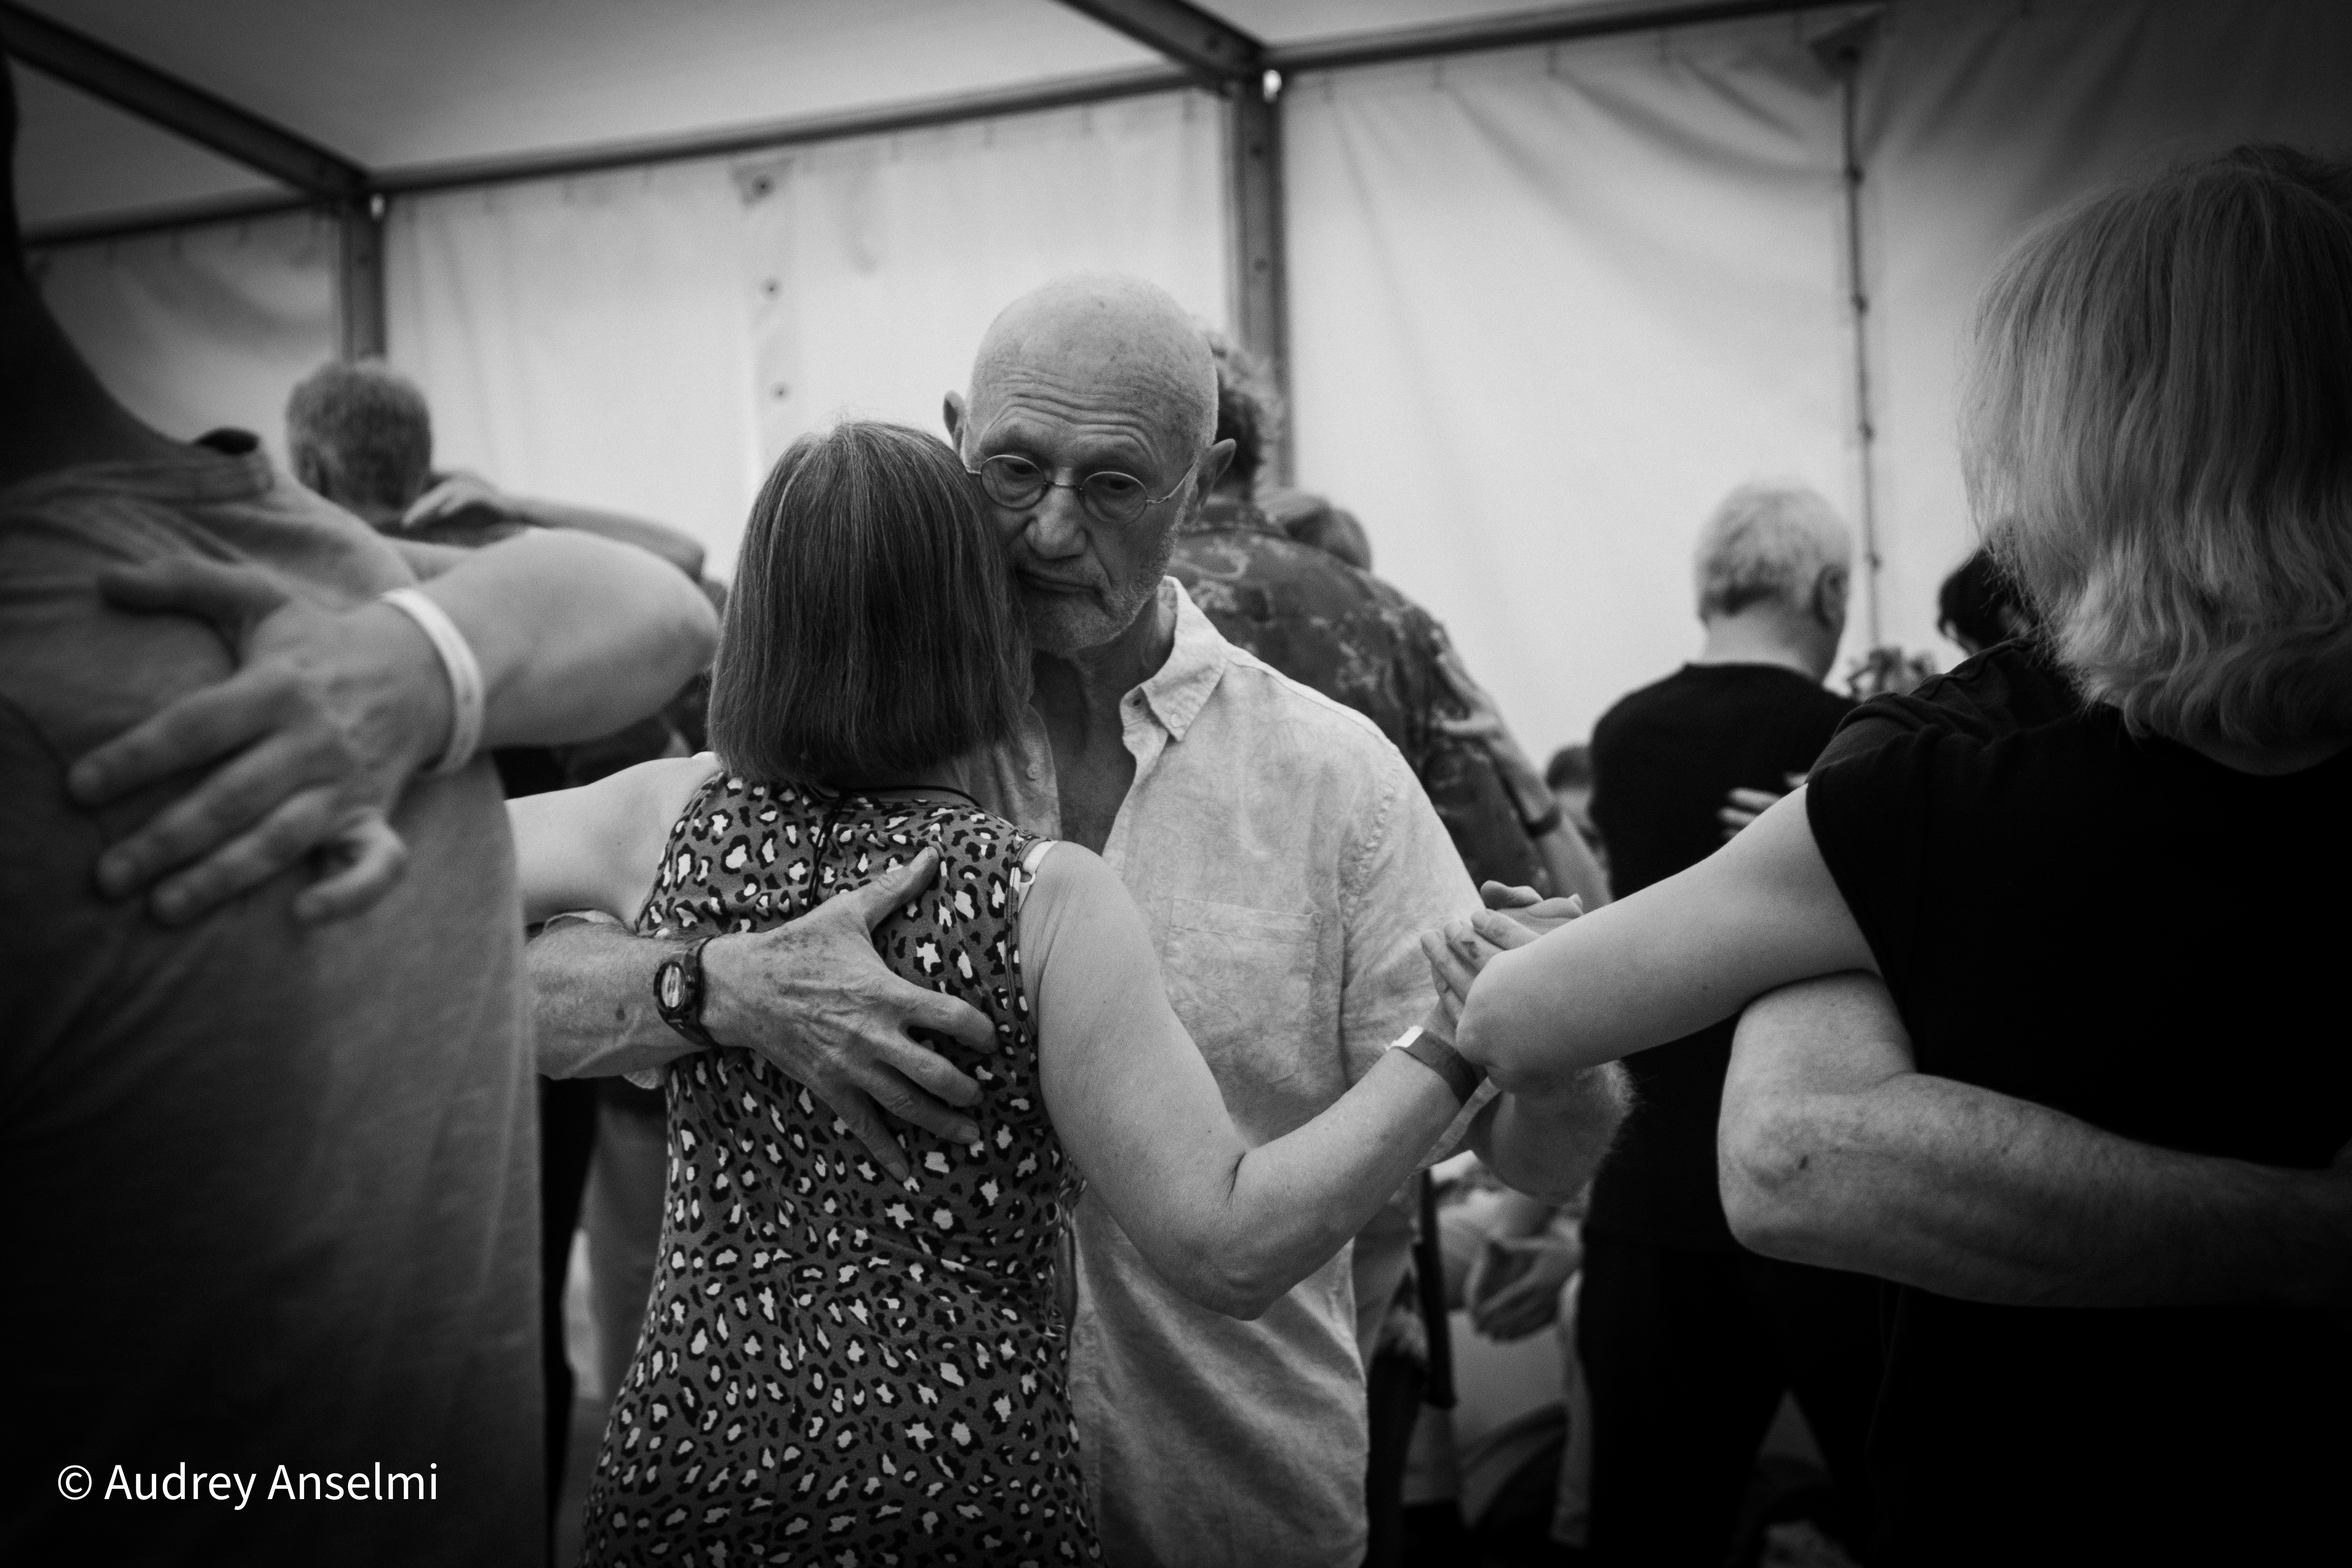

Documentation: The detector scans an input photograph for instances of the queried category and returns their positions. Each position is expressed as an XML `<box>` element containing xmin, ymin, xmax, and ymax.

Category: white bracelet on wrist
<box><xmin>379</xmin><ymin>586</ymin><xmax>486</xmax><ymax>776</ymax></box>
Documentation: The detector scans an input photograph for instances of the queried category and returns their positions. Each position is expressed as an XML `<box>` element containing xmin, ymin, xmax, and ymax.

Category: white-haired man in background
<box><xmin>1575</xmin><ymin>484</ymin><xmax>1882</xmax><ymax>1566</ymax></box>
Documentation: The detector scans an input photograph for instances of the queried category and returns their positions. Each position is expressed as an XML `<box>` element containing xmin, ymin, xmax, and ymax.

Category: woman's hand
<box><xmin>1422</xmin><ymin>880</ymin><xmax>1585</xmax><ymax>1031</ymax></box>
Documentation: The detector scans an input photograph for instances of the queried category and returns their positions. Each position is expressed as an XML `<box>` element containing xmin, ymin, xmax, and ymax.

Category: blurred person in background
<box><xmin>285</xmin><ymin>359</ymin><xmax>704</xmax><ymax>579</ymax></box>
<box><xmin>1262</xmin><ymin>484</ymin><xmax>1376</xmax><ymax>571</ymax></box>
<box><xmin>1573</xmin><ymin>483</ymin><xmax>1880</xmax><ymax>1566</ymax></box>
<box><xmin>0</xmin><ymin>59</ymin><xmax>718</xmax><ymax>1563</ymax></box>
<box><xmin>1169</xmin><ymin>331</ymin><xmax>1608</xmax><ymax>1567</ymax></box>
<box><xmin>286</xmin><ymin>356</ymin><xmax>707</xmax><ymax>1526</ymax></box>
<box><xmin>1935</xmin><ymin>545</ymin><xmax>2036</xmax><ymax>656</ymax></box>
<box><xmin>1543</xmin><ymin>743</ymin><xmax>1604</xmax><ymax>873</ymax></box>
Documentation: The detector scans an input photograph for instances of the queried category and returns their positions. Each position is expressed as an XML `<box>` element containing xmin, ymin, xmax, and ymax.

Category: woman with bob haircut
<box><xmin>1433</xmin><ymin>148</ymin><xmax>2352</xmax><ymax>1563</ymax></box>
<box><xmin>511</xmin><ymin>420</ymin><xmax>1505</xmax><ymax>1565</ymax></box>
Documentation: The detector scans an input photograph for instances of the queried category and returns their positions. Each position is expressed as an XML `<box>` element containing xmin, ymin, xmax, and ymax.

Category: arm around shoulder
<box><xmin>405</xmin><ymin>529</ymin><xmax>717</xmax><ymax>748</ymax></box>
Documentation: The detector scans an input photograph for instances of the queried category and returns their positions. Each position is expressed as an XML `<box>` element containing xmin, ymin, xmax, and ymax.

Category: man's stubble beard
<box><xmin>1016</xmin><ymin>526</ymin><xmax>1179</xmax><ymax>656</ymax></box>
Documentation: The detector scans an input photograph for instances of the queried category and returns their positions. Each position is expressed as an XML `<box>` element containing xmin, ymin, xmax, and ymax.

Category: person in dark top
<box><xmin>1811</xmin><ymin>633</ymin><xmax>2077</xmax><ymax>771</ymax></box>
<box><xmin>1447</xmin><ymin>147</ymin><xmax>2352</xmax><ymax>1565</ymax></box>
<box><xmin>1574</xmin><ymin>481</ymin><xmax>1880</xmax><ymax>1565</ymax></box>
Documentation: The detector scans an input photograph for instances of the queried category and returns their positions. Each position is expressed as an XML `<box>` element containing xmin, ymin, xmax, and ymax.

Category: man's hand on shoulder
<box><xmin>701</xmin><ymin>846</ymin><xmax>1000</xmax><ymax>1184</ymax></box>
<box><xmin>400</xmin><ymin>472</ymin><xmax>514</xmax><ymax>533</ymax></box>
<box><xmin>68</xmin><ymin>558</ymin><xmax>445</xmax><ymax>925</ymax></box>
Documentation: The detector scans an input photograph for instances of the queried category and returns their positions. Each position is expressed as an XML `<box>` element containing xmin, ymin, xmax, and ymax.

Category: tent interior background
<box><xmin>13</xmin><ymin>0</ymin><xmax>2352</xmax><ymax>758</ymax></box>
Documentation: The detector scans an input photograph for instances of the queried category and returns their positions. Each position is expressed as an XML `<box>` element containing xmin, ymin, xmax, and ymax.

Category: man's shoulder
<box><xmin>1212</xmin><ymin>644</ymin><xmax>1407</xmax><ymax>764</ymax></box>
<box><xmin>1591</xmin><ymin>667</ymin><xmax>1698</xmax><ymax>742</ymax></box>
<box><xmin>0</xmin><ymin>457</ymin><xmax>406</xmax><ymax>772</ymax></box>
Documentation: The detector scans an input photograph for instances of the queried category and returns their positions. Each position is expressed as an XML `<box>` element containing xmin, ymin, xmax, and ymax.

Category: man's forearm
<box><xmin>416</xmin><ymin>530</ymin><xmax>717</xmax><ymax>748</ymax></box>
<box><xmin>1724</xmin><ymin>1030</ymin><xmax>2352</xmax><ymax>1309</ymax></box>
<box><xmin>1474</xmin><ymin>1064</ymin><xmax>1631</xmax><ymax>1204</ymax></box>
<box><xmin>509</xmin><ymin>496</ymin><xmax>706</xmax><ymax>580</ymax></box>
<box><xmin>530</xmin><ymin>918</ymin><xmax>704</xmax><ymax>1080</ymax></box>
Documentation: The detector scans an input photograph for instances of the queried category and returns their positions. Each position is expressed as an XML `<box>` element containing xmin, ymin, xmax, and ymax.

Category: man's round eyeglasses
<box><xmin>964</xmin><ymin>452</ymin><xmax>1199</xmax><ymax>526</ymax></box>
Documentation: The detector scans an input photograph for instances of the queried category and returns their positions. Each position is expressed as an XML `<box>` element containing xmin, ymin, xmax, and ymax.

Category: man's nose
<box><xmin>1022</xmin><ymin>484</ymin><xmax>1091</xmax><ymax>558</ymax></box>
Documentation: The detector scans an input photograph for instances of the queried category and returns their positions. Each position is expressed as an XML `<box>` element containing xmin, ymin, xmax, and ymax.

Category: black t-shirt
<box><xmin>1808</xmin><ymin>705</ymin><xmax>2352</xmax><ymax>1564</ymax></box>
<box><xmin>1813</xmin><ymin>638</ymin><xmax>2079</xmax><ymax>772</ymax></box>
<box><xmin>1585</xmin><ymin>663</ymin><xmax>1853</xmax><ymax>1250</ymax></box>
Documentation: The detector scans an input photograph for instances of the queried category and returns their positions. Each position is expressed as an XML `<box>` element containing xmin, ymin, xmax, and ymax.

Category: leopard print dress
<box><xmin>579</xmin><ymin>774</ymin><xmax>1095</xmax><ymax>1566</ymax></box>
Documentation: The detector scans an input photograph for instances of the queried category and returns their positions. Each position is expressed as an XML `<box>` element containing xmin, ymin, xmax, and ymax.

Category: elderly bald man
<box><xmin>527</xmin><ymin>276</ymin><xmax>1629</xmax><ymax>1565</ymax></box>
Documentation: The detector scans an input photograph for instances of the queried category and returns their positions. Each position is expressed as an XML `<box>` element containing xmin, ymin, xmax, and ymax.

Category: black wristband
<box><xmin>1520</xmin><ymin>801</ymin><xmax>1564</xmax><ymax>839</ymax></box>
<box><xmin>653</xmin><ymin>935</ymin><xmax>723</xmax><ymax>1051</ymax></box>
<box><xmin>1398</xmin><ymin>1027</ymin><xmax>1487</xmax><ymax>1106</ymax></box>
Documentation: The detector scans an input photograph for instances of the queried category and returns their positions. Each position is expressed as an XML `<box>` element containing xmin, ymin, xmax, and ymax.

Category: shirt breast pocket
<box><xmin>1159</xmin><ymin>898</ymin><xmax>1324</xmax><ymax>1093</ymax></box>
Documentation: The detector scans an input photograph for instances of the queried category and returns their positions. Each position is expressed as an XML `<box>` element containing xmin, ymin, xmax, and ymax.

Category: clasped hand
<box><xmin>1419</xmin><ymin>879</ymin><xmax>1583</xmax><ymax>1038</ymax></box>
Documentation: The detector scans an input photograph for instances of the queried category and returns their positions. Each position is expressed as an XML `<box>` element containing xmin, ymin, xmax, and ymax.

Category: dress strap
<box><xmin>1016</xmin><ymin>839</ymin><xmax>1059</xmax><ymax>915</ymax></box>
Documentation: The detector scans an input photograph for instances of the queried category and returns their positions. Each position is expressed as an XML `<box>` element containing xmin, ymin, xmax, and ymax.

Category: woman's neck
<box><xmin>826</xmin><ymin>770</ymin><xmax>968</xmax><ymax>797</ymax></box>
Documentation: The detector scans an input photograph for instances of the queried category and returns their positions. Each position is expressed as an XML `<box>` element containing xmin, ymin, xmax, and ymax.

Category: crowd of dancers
<box><xmin>5</xmin><ymin>46</ymin><xmax>2348</xmax><ymax>1568</ymax></box>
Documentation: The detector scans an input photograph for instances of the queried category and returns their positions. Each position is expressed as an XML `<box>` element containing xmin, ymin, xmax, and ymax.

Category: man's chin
<box><xmin>1022</xmin><ymin>598</ymin><xmax>1114</xmax><ymax>655</ymax></box>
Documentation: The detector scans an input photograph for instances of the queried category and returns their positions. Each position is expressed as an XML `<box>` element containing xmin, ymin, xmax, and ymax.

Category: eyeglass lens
<box><xmin>975</xmin><ymin>455</ymin><xmax>1153</xmax><ymax>522</ymax></box>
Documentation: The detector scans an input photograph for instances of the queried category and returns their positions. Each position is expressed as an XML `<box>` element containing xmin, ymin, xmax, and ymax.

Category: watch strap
<box><xmin>1388</xmin><ymin>1024</ymin><xmax>1487</xmax><ymax>1106</ymax></box>
<box><xmin>654</xmin><ymin>935</ymin><xmax>723</xmax><ymax>1051</ymax></box>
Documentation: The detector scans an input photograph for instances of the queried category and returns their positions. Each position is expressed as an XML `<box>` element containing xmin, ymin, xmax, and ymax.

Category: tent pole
<box><xmin>1228</xmin><ymin>78</ymin><xmax>1292</xmax><ymax>485</ymax></box>
<box><xmin>337</xmin><ymin>197</ymin><xmax>387</xmax><ymax>360</ymax></box>
<box><xmin>1811</xmin><ymin>12</ymin><xmax>1883</xmax><ymax>649</ymax></box>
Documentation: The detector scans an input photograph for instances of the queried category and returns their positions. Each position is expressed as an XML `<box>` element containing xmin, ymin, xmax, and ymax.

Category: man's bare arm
<box><xmin>1721</xmin><ymin>972</ymin><xmax>2352</xmax><ymax>1309</ymax></box>
<box><xmin>70</xmin><ymin>531</ymin><xmax>716</xmax><ymax>922</ymax></box>
<box><xmin>405</xmin><ymin>472</ymin><xmax>706</xmax><ymax>580</ymax></box>
<box><xmin>1468</xmin><ymin>1067</ymin><xmax>1632</xmax><ymax>1205</ymax></box>
<box><xmin>528</xmin><ymin>848</ymin><xmax>998</xmax><ymax>1184</ymax></box>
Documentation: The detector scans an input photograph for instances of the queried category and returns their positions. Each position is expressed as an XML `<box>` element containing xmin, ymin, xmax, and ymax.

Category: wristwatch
<box><xmin>653</xmin><ymin>935</ymin><xmax>723</xmax><ymax>1051</ymax></box>
<box><xmin>1387</xmin><ymin>1024</ymin><xmax>1487</xmax><ymax>1106</ymax></box>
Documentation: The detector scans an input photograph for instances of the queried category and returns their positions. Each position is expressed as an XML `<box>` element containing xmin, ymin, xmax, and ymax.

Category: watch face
<box><xmin>658</xmin><ymin>962</ymin><xmax>685</xmax><ymax>1011</ymax></box>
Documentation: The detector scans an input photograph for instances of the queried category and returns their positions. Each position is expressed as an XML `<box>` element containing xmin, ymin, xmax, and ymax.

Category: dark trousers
<box><xmin>1578</xmin><ymin>1230</ymin><xmax>1881</xmax><ymax>1566</ymax></box>
<box><xmin>540</xmin><ymin>1076</ymin><xmax>601</xmax><ymax>1521</ymax></box>
<box><xmin>1362</xmin><ymin>1348</ymin><xmax>1427</xmax><ymax>1568</ymax></box>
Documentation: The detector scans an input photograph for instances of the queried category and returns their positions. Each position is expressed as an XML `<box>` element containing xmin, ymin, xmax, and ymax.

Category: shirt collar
<box><xmin>1132</xmin><ymin>577</ymin><xmax>1232</xmax><ymax>743</ymax></box>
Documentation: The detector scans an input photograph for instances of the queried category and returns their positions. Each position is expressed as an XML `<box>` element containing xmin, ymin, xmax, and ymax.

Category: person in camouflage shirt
<box><xmin>1167</xmin><ymin>338</ymin><xmax>1547</xmax><ymax>895</ymax></box>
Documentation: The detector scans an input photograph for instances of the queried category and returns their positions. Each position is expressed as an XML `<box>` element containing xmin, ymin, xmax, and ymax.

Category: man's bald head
<box><xmin>966</xmin><ymin>274</ymin><xmax>1217</xmax><ymax>455</ymax></box>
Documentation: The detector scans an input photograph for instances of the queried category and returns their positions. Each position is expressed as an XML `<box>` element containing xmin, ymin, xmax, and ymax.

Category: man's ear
<box><xmin>942</xmin><ymin>390</ymin><xmax>966</xmax><ymax>447</ymax></box>
<box><xmin>1198</xmin><ymin>437</ymin><xmax>1237</xmax><ymax>497</ymax></box>
<box><xmin>1813</xmin><ymin>562</ymin><xmax>1851</xmax><ymax>628</ymax></box>
<box><xmin>290</xmin><ymin>448</ymin><xmax>331</xmax><ymax>497</ymax></box>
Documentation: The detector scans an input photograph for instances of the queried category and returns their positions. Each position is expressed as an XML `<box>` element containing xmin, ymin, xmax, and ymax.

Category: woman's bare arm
<box><xmin>1026</xmin><ymin>843</ymin><xmax>1494</xmax><ymax>1318</ymax></box>
<box><xmin>1454</xmin><ymin>787</ymin><xmax>1875</xmax><ymax>1096</ymax></box>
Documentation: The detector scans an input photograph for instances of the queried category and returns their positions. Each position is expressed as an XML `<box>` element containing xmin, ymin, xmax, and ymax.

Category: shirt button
<box><xmin>1026</xmin><ymin>764</ymin><xmax>1040</xmax><ymax>780</ymax></box>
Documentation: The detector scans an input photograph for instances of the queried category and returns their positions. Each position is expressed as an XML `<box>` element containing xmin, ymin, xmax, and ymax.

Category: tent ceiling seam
<box><xmin>0</xmin><ymin>0</ymin><xmax>372</xmax><ymax>201</ymax></box>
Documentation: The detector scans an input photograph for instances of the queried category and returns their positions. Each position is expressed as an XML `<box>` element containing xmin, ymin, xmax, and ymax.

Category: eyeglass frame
<box><xmin>961</xmin><ymin>448</ymin><xmax>1205</xmax><ymax>526</ymax></box>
